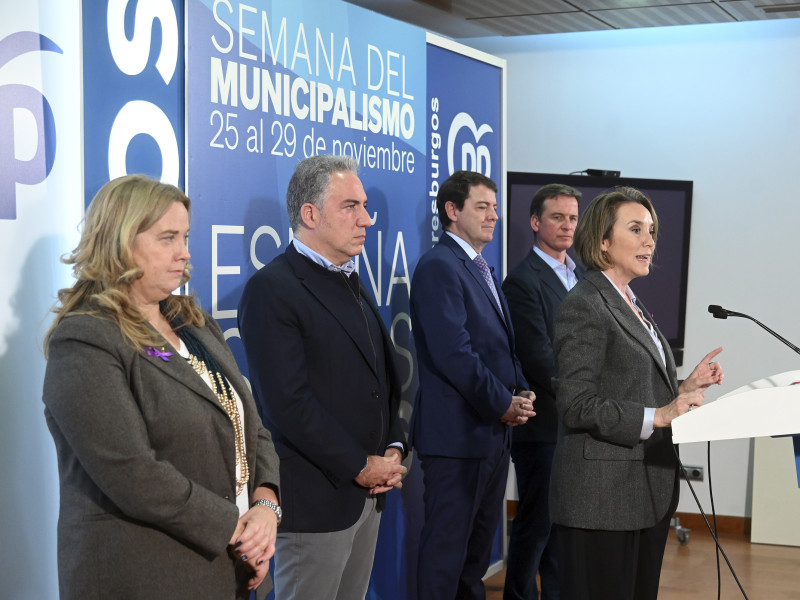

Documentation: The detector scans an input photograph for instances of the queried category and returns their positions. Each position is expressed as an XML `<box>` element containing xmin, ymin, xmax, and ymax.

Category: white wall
<box><xmin>0</xmin><ymin>1</ymin><xmax>81</xmax><ymax>597</ymax></box>
<box><xmin>468</xmin><ymin>18</ymin><xmax>800</xmax><ymax>517</ymax></box>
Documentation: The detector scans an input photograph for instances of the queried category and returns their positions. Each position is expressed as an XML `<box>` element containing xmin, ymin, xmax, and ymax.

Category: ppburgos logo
<box><xmin>447</xmin><ymin>112</ymin><xmax>492</xmax><ymax>177</ymax></box>
<box><xmin>0</xmin><ymin>31</ymin><xmax>62</xmax><ymax>220</ymax></box>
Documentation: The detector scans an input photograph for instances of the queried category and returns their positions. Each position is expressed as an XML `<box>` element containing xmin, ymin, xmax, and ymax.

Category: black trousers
<box><xmin>504</xmin><ymin>442</ymin><xmax>559</xmax><ymax>600</ymax></box>
<box><xmin>554</xmin><ymin>507</ymin><xmax>673</xmax><ymax>600</ymax></box>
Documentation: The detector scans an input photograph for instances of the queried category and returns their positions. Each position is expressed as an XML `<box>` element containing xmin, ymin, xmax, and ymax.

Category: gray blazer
<box><xmin>550</xmin><ymin>270</ymin><xmax>679</xmax><ymax>531</ymax></box>
<box><xmin>43</xmin><ymin>310</ymin><xmax>280</xmax><ymax>600</ymax></box>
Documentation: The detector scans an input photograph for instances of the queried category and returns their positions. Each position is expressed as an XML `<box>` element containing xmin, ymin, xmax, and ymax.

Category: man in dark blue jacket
<box><xmin>410</xmin><ymin>170</ymin><xmax>534</xmax><ymax>600</ymax></box>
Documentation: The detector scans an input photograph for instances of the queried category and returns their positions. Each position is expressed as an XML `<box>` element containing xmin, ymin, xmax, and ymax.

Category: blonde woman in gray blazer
<box><xmin>550</xmin><ymin>188</ymin><xmax>723</xmax><ymax>600</ymax></box>
<box><xmin>43</xmin><ymin>176</ymin><xmax>281</xmax><ymax>600</ymax></box>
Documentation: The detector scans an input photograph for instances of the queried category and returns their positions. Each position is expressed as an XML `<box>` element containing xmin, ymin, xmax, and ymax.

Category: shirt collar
<box><xmin>601</xmin><ymin>271</ymin><xmax>638</xmax><ymax>305</ymax></box>
<box><xmin>533</xmin><ymin>244</ymin><xmax>576</xmax><ymax>273</ymax></box>
<box><xmin>292</xmin><ymin>238</ymin><xmax>355</xmax><ymax>276</ymax></box>
<box><xmin>446</xmin><ymin>231</ymin><xmax>479</xmax><ymax>260</ymax></box>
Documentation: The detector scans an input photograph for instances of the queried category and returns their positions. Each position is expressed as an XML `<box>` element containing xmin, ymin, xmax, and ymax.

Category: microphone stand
<box><xmin>708</xmin><ymin>305</ymin><xmax>800</xmax><ymax>356</ymax></box>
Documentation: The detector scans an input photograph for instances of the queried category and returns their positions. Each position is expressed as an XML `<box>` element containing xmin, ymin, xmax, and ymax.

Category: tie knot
<box><xmin>472</xmin><ymin>254</ymin><xmax>502</xmax><ymax>312</ymax></box>
<box><xmin>473</xmin><ymin>254</ymin><xmax>492</xmax><ymax>276</ymax></box>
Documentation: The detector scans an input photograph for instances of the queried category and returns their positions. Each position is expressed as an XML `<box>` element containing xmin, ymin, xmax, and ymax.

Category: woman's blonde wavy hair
<box><xmin>45</xmin><ymin>174</ymin><xmax>205</xmax><ymax>356</ymax></box>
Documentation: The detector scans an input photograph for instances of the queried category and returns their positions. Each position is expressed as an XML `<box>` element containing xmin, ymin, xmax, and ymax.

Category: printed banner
<box><xmin>426</xmin><ymin>39</ymin><xmax>506</xmax><ymax>569</ymax></box>
<box><xmin>83</xmin><ymin>0</ymin><xmax>185</xmax><ymax>204</ymax></box>
<box><xmin>186</xmin><ymin>0</ymin><xmax>424</xmax><ymax>351</ymax></box>
<box><xmin>1</xmin><ymin>2</ymin><xmax>83</xmax><ymax>598</ymax></box>
<box><xmin>426</xmin><ymin>41</ymin><xmax>504</xmax><ymax>273</ymax></box>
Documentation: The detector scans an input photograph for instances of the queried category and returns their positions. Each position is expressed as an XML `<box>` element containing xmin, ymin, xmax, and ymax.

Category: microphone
<box><xmin>707</xmin><ymin>304</ymin><xmax>729</xmax><ymax>319</ymax></box>
<box><xmin>708</xmin><ymin>304</ymin><xmax>800</xmax><ymax>355</ymax></box>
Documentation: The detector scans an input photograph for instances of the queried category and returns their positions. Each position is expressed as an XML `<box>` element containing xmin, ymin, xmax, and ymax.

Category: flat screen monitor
<box><xmin>506</xmin><ymin>172</ymin><xmax>693</xmax><ymax>365</ymax></box>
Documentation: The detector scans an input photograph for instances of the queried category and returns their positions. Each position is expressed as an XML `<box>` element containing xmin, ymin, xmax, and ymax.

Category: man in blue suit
<box><xmin>502</xmin><ymin>184</ymin><xmax>583</xmax><ymax>600</ymax></box>
<box><xmin>410</xmin><ymin>170</ymin><xmax>535</xmax><ymax>600</ymax></box>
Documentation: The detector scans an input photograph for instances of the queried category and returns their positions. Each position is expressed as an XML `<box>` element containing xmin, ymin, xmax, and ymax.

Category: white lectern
<box><xmin>673</xmin><ymin>370</ymin><xmax>800</xmax><ymax>458</ymax></box>
<box><xmin>672</xmin><ymin>371</ymin><xmax>800</xmax><ymax>546</ymax></box>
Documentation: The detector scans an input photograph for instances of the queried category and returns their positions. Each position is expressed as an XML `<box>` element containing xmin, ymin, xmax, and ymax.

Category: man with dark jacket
<box><xmin>502</xmin><ymin>183</ymin><xmax>583</xmax><ymax>600</ymax></box>
<box><xmin>238</xmin><ymin>155</ymin><xmax>407</xmax><ymax>600</ymax></box>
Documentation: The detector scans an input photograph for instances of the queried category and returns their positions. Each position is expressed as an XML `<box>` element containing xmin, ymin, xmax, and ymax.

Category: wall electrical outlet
<box><xmin>680</xmin><ymin>465</ymin><xmax>704</xmax><ymax>482</ymax></box>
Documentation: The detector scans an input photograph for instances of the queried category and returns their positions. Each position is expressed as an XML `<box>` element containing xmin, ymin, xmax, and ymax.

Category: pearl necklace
<box><xmin>188</xmin><ymin>354</ymin><xmax>249</xmax><ymax>496</ymax></box>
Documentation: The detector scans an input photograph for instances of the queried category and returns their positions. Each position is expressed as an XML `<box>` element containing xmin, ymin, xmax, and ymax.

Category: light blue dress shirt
<box><xmin>533</xmin><ymin>245</ymin><xmax>579</xmax><ymax>291</ymax></box>
<box><xmin>292</xmin><ymin>238</ymin><xmax>355</xmax><ymax>275</ymax></box>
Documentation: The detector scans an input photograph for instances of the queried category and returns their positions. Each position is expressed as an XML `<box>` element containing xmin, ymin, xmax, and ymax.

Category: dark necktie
<box><xmin>473</xmin><ymin>254</ymin><xmax>502</xmax><ymax>311</ymax></box>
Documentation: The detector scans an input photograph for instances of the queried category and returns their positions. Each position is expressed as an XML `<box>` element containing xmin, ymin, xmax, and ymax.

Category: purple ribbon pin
<box><xmin>146</xmin><ymin>346</ymin><xmax>173</xmax><ymax>362</ymax></box>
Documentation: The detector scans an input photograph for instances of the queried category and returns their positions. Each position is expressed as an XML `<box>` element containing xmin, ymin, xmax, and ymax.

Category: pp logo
<box><xmin>447</xmin><ymin>112</ymin><xmax>493</xmax><ymax>177</ymax></box>
<box><xmin>0</xmin><ymin>31</ymin><xmax>62</xmax><ymax>220</ymax></box>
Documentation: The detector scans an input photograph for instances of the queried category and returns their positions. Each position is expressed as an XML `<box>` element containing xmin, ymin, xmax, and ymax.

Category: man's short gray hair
<box><xmin>287</xmin><ymin>155</ymin><xmax>360</xmax><ymax>231</ymax></box>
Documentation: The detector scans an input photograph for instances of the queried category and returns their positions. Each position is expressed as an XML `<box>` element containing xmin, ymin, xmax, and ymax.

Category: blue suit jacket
<box><xmin>409</xmin><ymin>234</ymin><xmax>527</xmax><ymax>458</ymax></box>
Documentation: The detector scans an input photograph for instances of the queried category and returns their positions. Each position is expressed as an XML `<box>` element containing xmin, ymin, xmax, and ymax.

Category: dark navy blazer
<box><xmin>503</xmin><ymin>248</ymin><xmax>584</xmax><ymax>444</ymax></box>
<box><xmin>238</xmin><ymin>243</ymin><xmax>405</xmax><ymax>533</ymax></box>
<box><xmin>410</xmin><ymin>234</ymin><xmax>527</xmax><ymax>458</ymax></box>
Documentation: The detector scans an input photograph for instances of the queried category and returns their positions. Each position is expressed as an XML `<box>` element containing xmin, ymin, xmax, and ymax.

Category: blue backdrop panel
<box><xmin>425</xmin><ymin>42</ymin><xmax>503</xmax><ymax>274</ymax></box>
<box><xmin>186</xmin><ymin>0</ymin><xmax>425</xmax><ymax>339</ymax></box>
<box><xmin>426</xmin><ymin>40</ymin><xmax>506</xmax><ymax>570</ymax></box>
<box><xmin>83</xmin><ymin>0</ymin><xmax>185</xmax><ymax>205</ymax></box>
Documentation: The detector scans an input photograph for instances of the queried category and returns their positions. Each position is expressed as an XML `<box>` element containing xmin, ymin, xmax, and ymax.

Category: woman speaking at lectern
<box><xmin>549</xmin><ymin>187</ymin><xmax>723</xmax><ymax>599</ymax></box>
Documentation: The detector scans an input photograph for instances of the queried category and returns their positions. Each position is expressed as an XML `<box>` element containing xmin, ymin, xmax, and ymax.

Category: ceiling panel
<box><xmin>346</xmin><ymin>0</ymin><xmax>800</xmax><ymax>36</ymax></box>
<box><xmin>569</xmin><ymin>0</ymin><xmax>707</xmax><ymax>9</ymax></box>
<box><xmin>446</xmin><ymin>0</ymin><xmax>580</xmax><ymax>18</ymax></box>
<box><xmin>722</xmin><ymin>0</ymin><xmax>800</xmax><ymax>20</ymax></box>
<box><xmin>595</xmin><ymin>3</ymin><xmax>737</xmax><ymax>28</ymax></box>
<box><xmin>733</xmin><ymin>0</ymin><xmax>800</xmax><ymax>6</ymax></box>
<box><xmin>479</xmin><ymin>12</ymin><xmax>616</xmax><ymax>34</ymax></box>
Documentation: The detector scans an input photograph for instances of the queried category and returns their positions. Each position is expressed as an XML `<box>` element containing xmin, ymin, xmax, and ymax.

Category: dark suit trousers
<box><xmin>504</xmin><ymin>442</ymin><xmax>558</xmax><ymax>600</ymax></box>
<box><xmin>554</xmin><ymin>506</ymin><xmax>673</xmax><ymax>600</ymax></box>
<box><xmin>417</xmin><ymin>444</ymin><xmax>510</xmax><ymax>600</ymax></box>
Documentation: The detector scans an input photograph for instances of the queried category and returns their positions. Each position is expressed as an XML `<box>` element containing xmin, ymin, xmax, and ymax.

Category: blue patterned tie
<box><xmin>473</xmin><ymin>254</ymin><xmax>502</xmax><ymax>311</ymax></box>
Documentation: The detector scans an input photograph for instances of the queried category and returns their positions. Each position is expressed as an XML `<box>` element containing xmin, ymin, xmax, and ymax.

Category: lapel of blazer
<box><xmin>576</xmin><ymin>263</ymin><xmax>586</xmax><ymax>280</ymax></box>
<box><xmin>192</xmin><ymin>323</ymin><xmax>252</xmax><ymax>406</ymax></box>
<box><xmin>191</xmin><ymin>315</ymin><xmax>253</xmax><ymax>481</ymax></box>
<box><xmin>637</xmin><ymin>296</ymin><xmax>679</xmax><ymax>394</ymax></box>
<box><xmin>528</xmin><ymin>249</ymin><xmax>570</xmax><ymax>302</ymax></box>
<box><xmin>588</xmin><ymin>271</ymin><xmax>675</xmax><ymax>393</ymax></box>
<box><xmin>138</xmin><ymin>319</ymin><xmax>248</xmax><ymax>488</ymax></box>
<box><xmin>442</xmin><ymin>234</ymin><xmax>509</xmax><ymax>331</ymax></box>
<box><xmin>287</xmin><ymin>244</ymin><xmax>381</xmax><ymax>378</ymax></box>
<box><xmin>141</xmin><ymin>335</ymin><xmax>224</xmax><ymax>413</ymax></box>
<box><xmin>192</xmin><ymin>322</ymin><xmax>263</xmax><ymax>481</ymax></box>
